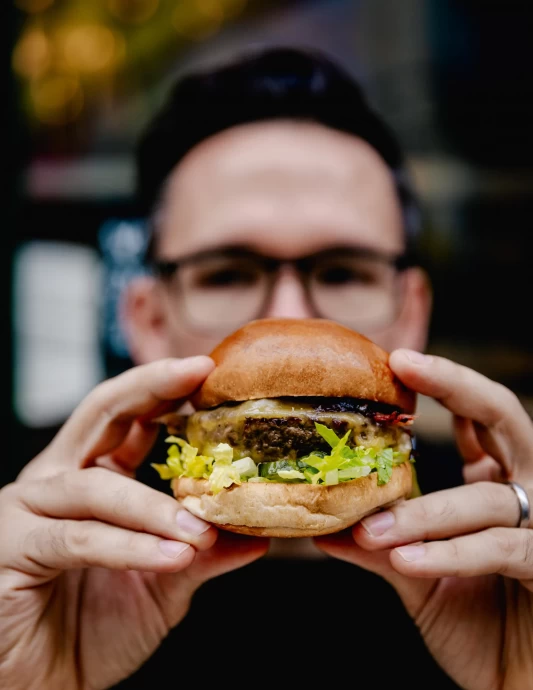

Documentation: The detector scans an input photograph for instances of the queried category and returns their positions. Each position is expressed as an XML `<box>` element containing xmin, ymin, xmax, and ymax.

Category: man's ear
<box><xmin>372</xmin><ymin>266</ymin><xmax>433</xmax><ymax>354</ymax></box>
<box><xmin>120</xmin><ymin>276</ymin><xmax>173</xmax><ymax>364</ymax></box>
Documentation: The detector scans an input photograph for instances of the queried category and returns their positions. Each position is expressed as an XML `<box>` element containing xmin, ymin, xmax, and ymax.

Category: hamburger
<box><xmin>153</xmin><ymin>318</ymin><xmax>416</xmax><ymax>537</ymax></box>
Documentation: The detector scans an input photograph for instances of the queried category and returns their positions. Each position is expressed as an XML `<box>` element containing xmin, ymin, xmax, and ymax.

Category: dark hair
<box><xmin>136</xmin><ymin>46</ymin><xmax>422</xmax><ymax>254</ymax></box>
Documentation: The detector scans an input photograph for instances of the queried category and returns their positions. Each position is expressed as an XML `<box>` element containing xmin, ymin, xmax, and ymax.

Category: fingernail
<box><xmin>403</xmin><ymin>350</ymin><xmax>431</xmax><ymax>365</ymax></box>
<box><xmin>395</xmin><ymin>544</ymin><xmax>426</xmax><ymax>561</ymax></box>
<box><xmin>176</xmin><ymin>509</ymin><xmax>210</xmax><ymax>536</ymax></box>
<box><xmin>159</xmin><ymin>540</ymin><xmax>191</xmax><ymax>559</ymax></box>
<box><xmin>361</xmin><ymin>510</ymin><xmax>395</xmax><ymax>537</ymax></box>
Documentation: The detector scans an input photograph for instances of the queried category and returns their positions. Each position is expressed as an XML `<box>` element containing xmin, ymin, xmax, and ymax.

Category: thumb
<box><xmin>315</xmin><ymin>529</ymin><xmax>437</xmax><ymax>619</ymax></box>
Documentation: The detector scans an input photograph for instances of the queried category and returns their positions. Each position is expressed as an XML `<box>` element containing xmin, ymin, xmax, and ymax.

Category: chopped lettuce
<box><xmin>278</xmin><ymin>469</ymin><xmax>306</xmax><ymax>480</ymax></box>
<box><xmin>376</xmin><ymin>447</ymin><xmax>394</xmax><ymax>485</ymax></box>
<box><xmin>338</xmin><ymin>466</ymin><xmax>372</xmax><ymax>480</ymax></box>
<box><xmin>231</xmin><ymin>457</ymin><xmax>258</xmax><ymax>479</ymax></box>
<box><xmin>153</xmin><ymin>423</ymin><xmax>412</xmax><ymax>493</ymax></box>
<box><xmin>259</xmin><ymin>459</ymin><xmax>305</xmax><ymax>481</ymax></box>
<box><xmin>302</xmin><ymin>425</ymin><xmax>403</xmax><ymax>486</ymax></box>
<box><xmin>314</xmin><ymin>423</ymin><xmax>344</xmax><ymax>450</ymax></box>
<box><xmin>209</xmin><ymin>463</ymin><xmax>242</xmax><ymax>494</ymax></box>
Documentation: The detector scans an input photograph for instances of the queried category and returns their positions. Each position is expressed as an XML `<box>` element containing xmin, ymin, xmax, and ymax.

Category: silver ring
<box><xmin>507</xmin><ymin>481</ymin><xmax>531</xmax><ymax>529</ymax></box>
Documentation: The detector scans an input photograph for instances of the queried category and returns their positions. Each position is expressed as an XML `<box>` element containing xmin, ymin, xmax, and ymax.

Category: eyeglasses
<box><xmin>152</xmin><ymin>244</ymin><xmax>414</xmax><ymax>335</ymax></box>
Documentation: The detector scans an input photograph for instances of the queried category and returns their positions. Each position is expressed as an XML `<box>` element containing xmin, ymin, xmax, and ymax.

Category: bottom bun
<box><xmin>172</xmin><ymin>462</ymin><xmax>413</xmax><ymax>538</ymax></box>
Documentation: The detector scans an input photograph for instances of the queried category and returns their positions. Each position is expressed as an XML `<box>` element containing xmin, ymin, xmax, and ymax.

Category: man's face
<box><xmin>125</xmin><ymin>120</ymin><xmax>430</xmax><ymax>362</ymax></box>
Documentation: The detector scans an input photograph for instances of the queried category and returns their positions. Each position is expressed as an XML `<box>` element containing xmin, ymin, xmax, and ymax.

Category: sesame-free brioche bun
<box><xmin>172</xmin><ymin>461</ymin><xmax>413</xmax><ymax>538</ymax></box>
<box><xmin>192</xmin><ymin>318</ymin><xmax>415</xmax><ymax>413</ymax></box>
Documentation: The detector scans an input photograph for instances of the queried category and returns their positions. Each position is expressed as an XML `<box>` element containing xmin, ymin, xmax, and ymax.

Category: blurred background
<box><xmin>6</xmin><ymin>0</ymin><xmax>533</xmax><ymax>486</ymax></box>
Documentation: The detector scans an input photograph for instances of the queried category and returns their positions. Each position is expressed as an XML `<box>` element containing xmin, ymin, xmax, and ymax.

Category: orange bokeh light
<box><xmin>61</xmin><ymin>24</ymin><xmax>122</xmax><ymax>74</ymax></box>
<box><xmin>13</xmin><ymin>28</ymin><xmax>51</xmax><ymax>79</ymax></box>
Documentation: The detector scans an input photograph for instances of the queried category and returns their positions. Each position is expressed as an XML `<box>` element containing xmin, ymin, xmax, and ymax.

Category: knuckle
<box><xmin>103</xmin><ymin>471</ymin><xmax>148</xmax><ymax>521</ymax></box>
<box><xmin>62</xmin><ymin>522</ymin><xmax>92</xmax><ymax>563</ymax></box>
<box><xmin>46</xmin><ymin>469</ymin><xmax>70</xmax><ymax>493</ymax></box>
<box><xmin>46</xmin><ymin>521</ymin><xmax>70</xmax><ymax>560</ymax></box>
<box><xmin>81</xmin><ymin>466</ymin><xmax>110</xmax><ymax>486</ymax></box>
<box><xmin>432</xmin><ymin>497</ymin><xmax>458</xmax><ymax>524</ymax></box>
<box><xmin>489</xmin><ymin>384</ymin><xmax>520</xmax><ymax>428</ymax></box>
<box><xmin>140</xmin><ymin>491</ymin><xmax>175</xmax><ymax>533</ymax></box>
<box><xmin>488</xmin><ymin>528</ymin><xmax>519</xmax><ymax>572</ymax></box>
<box><xmin>442</xmin><ymin>539</ymin><xmax>462</xmax><ymax>577</ymax></box>
<box><xmin>22</xmin><ymin>524</ymin><xmax>43</xmax><ymax>560</ymax></box>
<box><xmin>45</xmin><ymin>470</ymin><xmax>84</xmax><ymax>502</ymax></box>
<box><xmin>0</xmin><ymin>482</ymin><xmax>19</xmax><ymax>509</ymax></box>
<box><xmin>121</xmin><ymin>529</ymin><xmax>141</xmax><ymax>558</ymax></box>
<box><xmin>110</xmin><ymin>483</ymin><xmax>133</xmax><ymax>519</ymax></box>
<box><xmin>62</xmin><ymin>467</ymin><xmax>109</xmax><ymax>502</ymax></box>
<box><xmin>500</xmin><ymin>385</ymin><xmax>520</xmax><ymax>412</ymax></box>
<box><xmin>0</xmin><ymin>485</ymin><xmax>28</xmax><ymax>539</ymax></box>
<box><xmin>448</xmin><ymin>538</ymin><xmax>461</xmax><ymax>563</ymax></box>
<box><xmin>405</xmin><ymin>494</ymin><xmax>457</xmax><ymax>533</ymax></box>
<box><xmin>109</xmin><ymin>476</ymin><xmax>169</xmax><ymax>524</ymax></box>
<box><xmin>523</xmin><ymin>534</ymin><xmax>533</xmax><ymax>570</ymax></box>
<box><xmin>474</xmin><ymin>481</ymin><xmax>509</xmax><ymax>516</ymax></box>
<box><xmin>88</xmin><ymin>378</ymin><xmax>113</xmax><ymax>405</ymax></box>
<box><xmin>495</xmin><ymin>529</ymin><xmax>515</xmax><ymax>558</ymax></box>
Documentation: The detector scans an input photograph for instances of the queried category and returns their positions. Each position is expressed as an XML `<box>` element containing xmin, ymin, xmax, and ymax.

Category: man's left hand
<box><xmin>315</xmin><ymin>349</ymin><xmax>533</xmax><ymax>690</ymax></box>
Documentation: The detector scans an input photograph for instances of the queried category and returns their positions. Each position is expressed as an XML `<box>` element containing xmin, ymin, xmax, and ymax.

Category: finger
<box><xmin>390</xmin><ymin>527</ymin><xmax>533</xmax><ymax>582</ymax></box>
<box><xmin>454</xmin><ymin>416</ymin><xmax>485</xmax><ymax>463</ymax></box>
<box><xmin>5</xmin><ymin>516</ymin><xmax>197</xmax><ymax>579</ymax></box>
<box><xmin>453</xmin><ymin>416</ymin><xmax>504</xmax><ymax>483</ymax></box>
<box><xmin>95</xmin><ymin>419</ymin><xmax>160</xmax><ymax>475</ymax></box>
<box><xmin>390</xmin><ymin>350</ymin><xmax>533</xmax><ymax>478</ymax></box>
<box><xmin>463</xmin><ymin>455</ymin><xmax>504</xmax><ymax>484</ymax></box>
<box><xmin>18</xmin><ymin>467</ymin><xmax>218</xmax><ymax>551</ymax></box>
<box><xmin>40</xmin><ymin>356</ymin><xmax>214</xmax><ymax>474</ymax></box>
<box><xmin>354</xmin><ymin>482</ymin><xmax>531</xmax><ymax>549</ymax></box>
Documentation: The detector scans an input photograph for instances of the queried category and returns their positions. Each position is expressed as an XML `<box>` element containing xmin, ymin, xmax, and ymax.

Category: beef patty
<box><xmin>185</xmin><ymin>398</ymin><xmax>412</xmax><ymax>463</ymax></box>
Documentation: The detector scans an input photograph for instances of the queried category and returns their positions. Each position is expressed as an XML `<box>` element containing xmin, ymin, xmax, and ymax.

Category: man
<box><xmin>1</xmin><ymin>48</ymin><xmax>532</xmax><ymax>690</ymax></box>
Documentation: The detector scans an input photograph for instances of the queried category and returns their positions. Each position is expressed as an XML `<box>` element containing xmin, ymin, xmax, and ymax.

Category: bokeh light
<box><xmin>30</xmin><ymin>74</ymin><xmax>84</xmax><ymax>125</ymax></box>
<box><xmin>13</xmin><ymin>0</ymin><xmax>252</xmax><ymax>126</ymax></box>
<box><xmin>173</xmin><ymin>0</ymin><xmax>224</xmax><ymax>41</ymax></box>
<box><xmin>107</xmin><ymin>0</ymin><xmax>160</xmax><ymax>25</ymax></box>
<box><xmin>12</xmin><ymin>28</ymin><xmax>51</xmax><ymax>79</ymax></box>
<box><xmin>60</xmin><ymin>24</ymin><xmax>123</xmax><ymax>74</ymax></box>
<box><xmin>196</xmin><ymin>0</ymin><xmax>225</xmax><ymax>21</ymax></box>
<box><xmin>15</xmin><ymin>0</ymin><xmax>55</xmax><ymax>13</ymax></box>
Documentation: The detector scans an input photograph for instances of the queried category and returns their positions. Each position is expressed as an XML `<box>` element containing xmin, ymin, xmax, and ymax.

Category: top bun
<box><xmin>192</xmin><ymin>318</ymin><xmax>416</xmax><ymax>413</ymax></box>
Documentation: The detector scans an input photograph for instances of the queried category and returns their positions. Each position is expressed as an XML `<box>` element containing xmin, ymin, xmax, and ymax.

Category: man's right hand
<box><xmin>0</xmin><ymin>357</ymin><xmax>269</xmax><ymax>690</ymax></box>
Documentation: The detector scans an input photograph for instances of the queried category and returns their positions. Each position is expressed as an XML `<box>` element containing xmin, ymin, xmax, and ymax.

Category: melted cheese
<box><xmin>187</xmin><ymin>399</ymin><xmax>411</xmax><ymax>459</ymax></box>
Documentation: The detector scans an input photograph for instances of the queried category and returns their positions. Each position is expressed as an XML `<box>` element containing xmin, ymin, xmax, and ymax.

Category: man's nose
<box><xmin>263</xmin><ymin>265</ymin><xmax>314</xmax><ymax>319</ymax></box>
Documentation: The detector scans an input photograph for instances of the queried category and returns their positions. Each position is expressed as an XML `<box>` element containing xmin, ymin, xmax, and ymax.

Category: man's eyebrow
<box><xmin>153</xmin><ymin>243</ymin><xmax>408</xmax><ymax>266</ymax></box>
<box><xmin>153</xmin><ymin>243</ymin><xmax>254</xmax><ymax>264</ymax></box>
